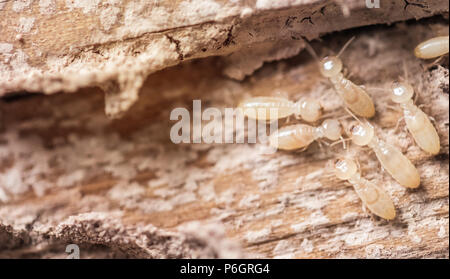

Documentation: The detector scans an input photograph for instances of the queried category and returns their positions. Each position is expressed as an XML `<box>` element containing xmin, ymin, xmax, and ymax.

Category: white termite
<box><xmin>348</xmin><ymin>121</ymin><xmax>420</xmax><ymax>188</ymax></box>
<box><xmin>269</xmin><ymin>119</ymin><xmax>342</xmax><ymax>150</ymax></box>
<box><xmin>305</xmin><ymin>37</ymin><xmax>376</xmax><ymax>118</ymax></box>
<box><xmin>390</xmin><ymin>81</ymin><xmax>440</xmax><ymax>155</ymax></box>
<box><xmin>334</xmin><ymin>158</ymin><xmax>396</xmax><ymax>220</ymax></box>
<box><xmin>414</xmin><ymin>36</ymin><xmax>449</xmax><ymax>59</ymax></box>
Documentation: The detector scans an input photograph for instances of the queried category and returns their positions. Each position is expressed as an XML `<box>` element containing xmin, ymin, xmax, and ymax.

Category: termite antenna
<box><xmin>337</xmin><ymin>114</ymin><xmax>353</xmax><ymax>120</ymax></box>
<box><xmin>337</xmin><ymin>36</ymin><xmax>356</xmax><ymax>58</ymax></box>
<box><xmin>355</xmin><ymin>158</ymin><xmax>361</xmax><ymax>174</ymax></box>
<box><xmin>317</xmin><ymin>139</ymin><xmax>330</xmax><ymax>151</ymax></box>
<box><xmin>386</xmin><ymin>104</ymin><xmax>402</xmax><ymax>112</ymax></box>
<box><xmin>341</xmin><ymin>135</ymin><xmax>347</xmax><ymax>149</ymax></box>
<box><xmin>413</xmin><ymin>79</ymin><xmax>422</xmax><ymax>105</ymax></box>
<box><xmin>330</xmin><ymin>137</ymin><xmax>351</xmax><ymax>148</ymax></box>
<box><xmin>303</xmin><ymin>39</ymin><xmax>320</xmax><ymax>62</ymax></box>
<box><xmin>345</xmin><ymin>142</ymin><xmax>351</xmax><ymax>157</ymax></box>
<box><xmin>319</xmin><ymin>89</ymin><xmax>333</xmax><ymax>100</ymax></box>
<box><xmin>344</xmin><ymin>106</ymin><xmax>363</xmax><ymax>124</ymax></box>
<box><xmin>366</xmin><ymin>86</ymin><xmax>387</xmax><ymax>93</ymax></box>
<box><xmin>319</xmin><ymin>110</ymin><xmax>342</xmax><ymax>120</ymax></box>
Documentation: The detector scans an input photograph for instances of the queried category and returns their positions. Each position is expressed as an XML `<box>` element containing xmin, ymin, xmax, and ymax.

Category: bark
<box><xmin>0</xmin><ymin>0</ymin><xmax>448</xmax><ymax>117</ymax></box>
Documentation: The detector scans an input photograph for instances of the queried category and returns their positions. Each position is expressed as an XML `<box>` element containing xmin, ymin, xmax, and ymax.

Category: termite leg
<box><xmin>418</xmin><ymin>103</ymin><xmax>430</xmax><ymax>110</ymax></box>
<box><xmin>354</xmin><ymin>158</ymin><xmax>361</xmax><ymax>172</ymax></box>
<box><xmin>365</xmin><ymin>146</ymin><xmax>374</xmax><ymax>156</ymax></box>
<box><xmin>342</xmin><ymin>67</ymin><xmax>352</xmax><ymax>79</ymax></box>
<box><xmin>337</xmin><ymin>36</ymin><xmax>356</xmax><ymax>58</ymax></box>
<box><xmin>361</xmin><ymin>203</ymin><xmax>369</xmax><ymax>217</ymax></box>
<box><xmin>369</xmin><ymin>211</ymin><xmax>377</xmax><ymax>222</ymax></box>
<box><xmin>294</xmin><ymin>146</ymin><xmax>309</xmax><ymax>153</ymax></box>
<box><xmin>393</xmin><ymin>116</ymin><xmax>405</xmax><ymax>133</ymax></box>
<box><xmin>285</xmin><ymin>115</ymin><xmax>292</xmax><ymax>124</ymax></box>
<box><xmin>329</xmin><ymin>137</ymin><xmax>350</xmax><ymax>149</ymax></box>
<box><xmin>341</xmin><ymin>136</ymin><xmax>347</xmax><ymax>149</ymax></box>
<box><xmin>318</xmin><ymin>79</ymin><xmax>330</xmax><ymax>88</ymax></box>
<box><xmin>317</xmin><ymin>139</ymin><xmax>324</xmax><ymax>150</ymax></box>
<box><xmin>320</xmin><ymin>110</ymin><xmax>343</xmax><ymax>120</ymax></box>
<box><xmin>385</xmin><ymin>104</ymin><xmax>402</xmax><ymax>112</ymax></box>
<box><xmin>319</xmin><ymin>89</ymin><xmax>335</xmax><ymax>104</ymax></box>
<box><xmin>365</xmin><ymin>86</ymin><xmax>388</xmax><ymax>92</ymax></box>
<box><xmin>425</xmin><ymin>56</ymin><xmax>445</xmax><ymax>70</ymax></box>
<box><xmin>429</xmin><ymin>115</ymin><xmax>437</xmax><ymax>125</ymax></box>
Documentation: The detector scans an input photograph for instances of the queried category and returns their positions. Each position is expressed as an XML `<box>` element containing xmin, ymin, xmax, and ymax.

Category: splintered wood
<box><xmin>0</xmin><ymin>0</ymin><xmax>449</xmax><ymax>117</ymax></box>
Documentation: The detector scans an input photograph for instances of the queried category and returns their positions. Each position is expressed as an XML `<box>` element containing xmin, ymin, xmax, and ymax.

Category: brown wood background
<box><xmin>0</xmin><ymin>1</ymin><xmax>448</xmax><ymax>258</ymax></box>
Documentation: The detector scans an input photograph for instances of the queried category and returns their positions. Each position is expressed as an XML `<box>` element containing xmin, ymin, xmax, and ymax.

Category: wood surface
<box><xmin>0</xmin><ymin>1</ymin><xmax>449</xmax><ymax>259</ymax></box>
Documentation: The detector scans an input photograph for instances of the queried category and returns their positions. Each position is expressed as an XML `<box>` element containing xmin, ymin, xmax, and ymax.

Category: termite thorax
<box><xmin>348</xmin><ymin>172</ymin><xmax>362</xmax><ymax>185</ymax></box>
<box><xmin>294</xmin><ymin>101</ymin><xmax>303</xmax><ymax>116</ymax></box>
<box><xmin>314</xmin><ymin>126</ymin><xmax>325</xmax><ymax>140</ymax></box>
<box><xmin>367</xmin><ymin>136</ymin><xmax>380</xmax><ymax>150</ymax></box>
<box><xmin>400</xmin><ymin>100</ymin><xmax>416</xmax><ymax>112</ymax></box>
<box><xmin>329</xmin><ymin>73</ymin><xmax>344</xmax><ymax>85</ymax></box>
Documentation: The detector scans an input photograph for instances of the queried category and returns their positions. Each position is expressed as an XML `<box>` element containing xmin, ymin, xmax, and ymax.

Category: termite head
<box><xmin>391</xmin><ymin>81</ymin><xmax>414</xmax><ymax>104</ymax></box>
<box><xmin>297</xmin><ymin>98</ymin><xmax>323</xmax><ymax>122</ymax></box>
<box><xmin>320</xmin><ymin>119</ymin><xmax>342</xmax><ymax>141</ymax></box>
<box><xmin>319</xmin><ymin>56</ymin><xmax>343</xmax><ymax>78</ymax></box>
<box><xmin>349</xmin><ymin>121</ymin><xmax>374</xmax><ymax>146</ymax></box>
<box><xmin>333</xmin><ymin>158</ymin><xmax>358</xmax><ymax>180</ymax></box>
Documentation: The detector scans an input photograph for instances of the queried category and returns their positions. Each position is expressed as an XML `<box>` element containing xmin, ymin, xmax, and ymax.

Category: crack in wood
<box><xmin>165</xmin><ymin>35</ymin><xmax>184</xmax><ymax>61</ymax></box>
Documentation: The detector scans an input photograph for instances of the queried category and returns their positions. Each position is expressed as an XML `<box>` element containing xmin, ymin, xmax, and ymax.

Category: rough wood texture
<box><xmin>0</xmin><ymin>0</ymin><xmax>448</xmax><ymax>117</ymax></box>
<box><xmin>0</xmin><ymin>16</ymin><xmax>448</xmax><ymax>258</ymax></box>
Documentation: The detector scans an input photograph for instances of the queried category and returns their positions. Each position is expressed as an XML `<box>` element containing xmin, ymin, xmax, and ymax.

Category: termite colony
<box><xmin>238</xmin><ymin>35</ymin><xmax>448</xmax><ymax>221</ymax></box>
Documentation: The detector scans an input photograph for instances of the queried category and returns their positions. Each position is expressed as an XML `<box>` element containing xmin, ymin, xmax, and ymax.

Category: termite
<box><xmin>414</xmin><ymin>36</ymin><xmax>449</xmax><ymax>59</ymax></box>
<box><xmin>348</xmin><ymin>120</ymin><xmax>420</xmax><ymax>188</ymax></box>
<box><xmin>333</xmin><ymin>158</ymin><xmax>396</xmax><ymax>220</ymax></box>
<box><xmin>305</xmin><ymin>37</ymin><xmax>376</xmax><ymax>118</ymax></box>
<box><xmin>269</xmin><ymin>119</ymin><xmax>343</xmax><ymax>150</ymax></box>
<box><xmin>390</xmin><ymin>81</ymin><xmax>440</xmax><ymax>155</ymax></box>
<box><xmin>238</xmin><ymin>96</ymin><xmax>322</xmax><ymax>122</ymax></box>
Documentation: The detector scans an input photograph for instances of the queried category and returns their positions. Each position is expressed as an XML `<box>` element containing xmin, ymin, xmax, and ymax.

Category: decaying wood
<box><xmin>0</xmin><ymin>16</ymin><xmax>448</xmax><ymax>258</ymax></box>
<box><xmin>0</xmin><ymin>0</ymin><xmax>448</xmax><ymax>117</ymax></box>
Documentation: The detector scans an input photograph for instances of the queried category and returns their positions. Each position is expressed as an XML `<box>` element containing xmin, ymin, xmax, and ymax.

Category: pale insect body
<box><xmin>334</xmin><ymin>158</ymin><xmax>396</xmax><ymax>220</ymax></box>
<box><xmin>269</xmin><ymin>119</ymin><xmax>342</xmax><ymax>150</ymax></box>
<box><xmin>349</xmin><ymin>121</ymin><xmax>420</xmax><ymax>188</ymax></box>
<box><xmin>238</xmin><ymin>96</ymin><xmax>322</xmax><ymax>122</ymax></box>
<box><xmin>307</xmin><ymin>37</ymin><xmax>376</xmax><ymax>118</ymax></box>
<box><xmin>414</xmin><ymin>36</ymin><xmax>449</xmax><ymax>59</ymax></box>
<box><xmin>391</xmin><ymin>81</ymin><xmax>440</xmax><ymax>155</ymax></box>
